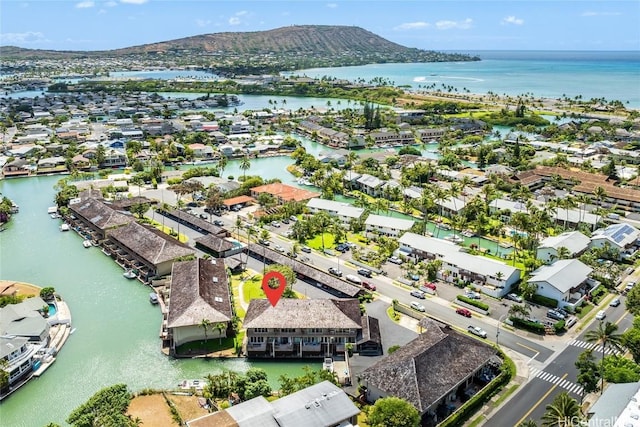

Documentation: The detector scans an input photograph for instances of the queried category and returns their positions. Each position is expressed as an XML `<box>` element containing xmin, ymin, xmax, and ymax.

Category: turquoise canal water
<box><xmin>0</xmin><ymin>174</ymin><xmax>320</xmax><ymax>426</ymax></box>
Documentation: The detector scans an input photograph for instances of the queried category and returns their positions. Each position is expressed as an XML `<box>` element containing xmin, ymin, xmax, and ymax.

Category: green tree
<box><xmin>541</xmin><ymin>392</ymin><xmax>582</xmax><ymax>427</ymax></box>
<box><xmin>200</xmin><ymin>318</ymin><xmax>211</xmax><ymax>346</ymax></box>
<box><xmin>574</xmin><ymin>350</ymin><xmax>600</xmax><ymax>400</ymax></box>
<box><xmin>602</xmin><ymin>355</ymin><xmax>640</xmax><ymax>383</ymax></box>
<box><xmin>239</xmin><ymin>155</ymin><xmax>251</xmax><ymax>180</ymax></box>
<box><xmin>518</xmin><ymin>420</ymin><xmax>538</xmax><ymax>427</ymax></box>
<box><xmin>130</xmin><ymin>203</ymin><xmax>149</xmax><ymax>219</ymax></box>
<box><xmin>215</xmin><ymin>322</ymin><xmax>227</xmax><ymax>344</ymax></box>
<box><xmin>264</xmin><ymin>264</ymin><xmax>297</xmax><ymax>298</ymax></box>
<box><xmin>367</xmin><ymin>396</ymin><xmax>420</xmax><ymax>427</ymax></box>
<box><xmin>626</xmin><ymin>285</ymin><xmax>640</xmax><ymax>316</ymax></box>
<box><xmin>585</xmin><ymin>321</ymin><xmax>625</xmax><ymax>393</ymax></box>
<box><xmin>67</xmin><ymin>384</ymin><xmax>137</xmax><ymax>427</ymax></box>
<box><xmin>39</xmin><ymin>287</ymin><xmax>56</xmax><ymax>300</ymax></box>
<box><xmin>622</xmin><ymin>316</ymin><xmax>640</xmax><ymax>363</ymax></box>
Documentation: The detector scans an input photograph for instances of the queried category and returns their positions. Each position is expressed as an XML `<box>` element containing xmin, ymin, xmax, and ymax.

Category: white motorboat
<box><xmin>149</xmin><ymin>293</ymin><xmax>159</xmax><ymax>304</ymax></box>
<box><xmin>82</xmin><ymin>240</ymin><xmax>92</xmax><ymax>248</ymax></box>
<box><xmin>123</xmin><ymin>269</ymin><xmax>137</xmax><ymax>279</ymax></box>
<box><xmin>59</xmin><ymin>224</ymin><xmax>70</xmax><ymax>232</ymax></box>
<box><xmin>323</xmin><ymin>357</ymin><xmax>334</xmax><ymax>372</ymax></box>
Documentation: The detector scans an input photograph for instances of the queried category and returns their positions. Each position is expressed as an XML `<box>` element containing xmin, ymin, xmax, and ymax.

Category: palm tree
<box><xmin>200</xmin><ymin>318</ymin><xmax>212</xmax><ymax>346</ymax></box>
<box><xmin>218</xmin><ymin>155</ymin><xmax>228</xmax><ymax>177</ymax></box>
<box><xmin>585</xmin><ymin>321</ymin><xmax>624</xmax><ymax>393</ymax></box>
<box><xmin>541</xmin><ymin>392</ymin><xmax>582</xmax><ymax>427</ymax></box>
<box><xmin>593</xmin><ymin>186</ymin><xmax>607</xmax><ymax>231</ymax></box>
<box><xmin>239</xmin><ymin>155</ymin><xmax>251</xmax><ymax>180</ymax></box>
<box><xmin>215</xmin><ymin>322</ymin><xmax>227</xmax><ymax>344</ymax></box>
<box><xmin>518</xmin><ymin>420</ymin><xmax>538</xmax><ymax>427</ymax></box>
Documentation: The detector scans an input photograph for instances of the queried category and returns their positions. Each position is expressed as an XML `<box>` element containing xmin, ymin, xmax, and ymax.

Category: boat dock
<box><xmin>33</xmin><ymin>298</ymin><xmax>72</xmax><ymax>377</ymax></box>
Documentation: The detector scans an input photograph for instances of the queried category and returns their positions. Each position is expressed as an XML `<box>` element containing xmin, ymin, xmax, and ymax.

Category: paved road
<box><xmin>489</xmin><ymin>300</ymin><xmax>633</xmax><ymax>426</ymax></box>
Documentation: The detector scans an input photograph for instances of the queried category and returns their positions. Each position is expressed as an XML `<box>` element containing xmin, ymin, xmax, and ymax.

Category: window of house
<box><xmin>280</xmin><ymin>328</ymin><xmax>296</xmax><ymax>333</ymax></box>
<box><xmin>253</xmin><ymin>328</ymin><xmax>268</xmax><ymax>333</ymax></box>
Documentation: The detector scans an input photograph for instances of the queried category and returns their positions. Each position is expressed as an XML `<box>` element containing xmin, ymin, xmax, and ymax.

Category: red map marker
<box><xmin>262</xmin><ymin>271</ymin><xmax>287</xmax><ymax>307</ymax></box>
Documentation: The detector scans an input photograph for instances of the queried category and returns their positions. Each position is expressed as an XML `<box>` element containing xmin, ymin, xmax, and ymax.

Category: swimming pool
<box><xmin>47</xmin><ymin>303</ymin><xmax>56</xmax><ymax>316</ymax></box>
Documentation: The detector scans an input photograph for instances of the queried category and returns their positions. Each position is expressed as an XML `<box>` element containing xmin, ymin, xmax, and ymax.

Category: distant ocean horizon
<box><xmin>293</xmin><ymin>50</ymin><xmax>640</xmax><ymax>108</ymax></box>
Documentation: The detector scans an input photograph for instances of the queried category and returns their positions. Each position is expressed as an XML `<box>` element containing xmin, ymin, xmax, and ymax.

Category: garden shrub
<box><xmin>510</xmin><ymin>317</ymin><xmax>546</xmax><ymax>334</ymax></box>
<box><xmin>457</xmin><ymin>295</ymin><xmax>490</xmax><ymax>311</ymax></box>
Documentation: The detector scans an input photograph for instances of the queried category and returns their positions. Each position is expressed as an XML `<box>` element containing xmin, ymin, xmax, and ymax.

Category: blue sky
<box><xmin>1</xmin><ymin>1</ymin><xmax>639</xmax><ymax>51</ymax></box>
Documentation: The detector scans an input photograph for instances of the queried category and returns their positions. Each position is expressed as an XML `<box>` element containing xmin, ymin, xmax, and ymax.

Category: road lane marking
<box><xmin>516</xmin><ymin>342</ymin><xmax>540</xmax><ymax>362</ymax></box>
<box><xmin>529</xmin><ymin>369</ymin><xmax>584</xmax><ymax>397</ymax></box>
<box><xmin>516</xmin><ymin>373</ymin><xmax>568</xmax><ymax>426</ymax></box>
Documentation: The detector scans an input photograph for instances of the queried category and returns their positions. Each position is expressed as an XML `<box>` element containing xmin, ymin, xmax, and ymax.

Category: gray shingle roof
<box><xmin>527</xmin><ymin>259</ymin><xmax>593</xmax><ymax>293</ymax></box>
<box><xmin>107</xmin><ymin>222</ymin><xmax>195</xmax><ymax>265</ymax></box>
<box><xmin>359</xmin><ymin>320</ymin><xmax>497</xmax><ymax>413</ymax></box>
<box><xmin>243</xmin><ymin>299</ymin><xmax>362</xmax><ymax>330</ymax></box>
<box><xmin>167</xmin><ymin>258</ymin><xmax>232</xmax><ymax>328</ymax></box>
<box><xmin>69</xmin><ymin>198</ymin><xmax>134</xmax><ymax>230</ymax></box>
<box><xmin>538</xmin><ymin>231</ymin><xmax>590</xmax><ymax>255</ymax></box>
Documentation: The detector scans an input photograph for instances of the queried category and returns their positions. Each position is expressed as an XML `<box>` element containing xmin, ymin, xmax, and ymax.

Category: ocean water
<box><xmin>290</xmin><ymin>50</ymin><xmax>640</xmax><ymax>108</ymax></box>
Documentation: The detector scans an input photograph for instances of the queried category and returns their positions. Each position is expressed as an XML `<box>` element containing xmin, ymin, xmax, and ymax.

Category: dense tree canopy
<box><xmin>367</xmin><ymin>396</ymin><xmax>420</xmax><ymax>427</ymax></box>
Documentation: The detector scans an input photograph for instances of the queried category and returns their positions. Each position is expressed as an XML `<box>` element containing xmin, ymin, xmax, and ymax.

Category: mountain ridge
<box><xmin>0</xmin><ymin>25</ymin><xmax>478</xmax><ymax>64</ymax></box>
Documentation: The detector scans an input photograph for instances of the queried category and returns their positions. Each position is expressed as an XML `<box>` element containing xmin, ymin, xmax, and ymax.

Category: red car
<box><xmin>456</xmin><ymin>308</ymin><xmax>472</xmax><ymax>318</ymax></box>
<box><xmin>362</xmin><ymin>282</ymin><xmax>376</xmax><ymax>291</ymax></box>
<box><xmin>421</xmin><ymin>282</ymin><xmax>437</xmax><ymax>291</ymax></box>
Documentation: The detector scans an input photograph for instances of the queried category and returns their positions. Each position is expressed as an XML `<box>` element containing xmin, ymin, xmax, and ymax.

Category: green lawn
<box><xmin>175</xmin><ymin>336</ymin><xmax>236</xmax><ymax>355</ymax></box>
<box><xmin>306</xmin><ymin>233</ymin><xmax>338</xmax><ymax>251</ymax></box>
<box><xmin>243</xmin><ymin>276</ymin><xmax>267</xmax><ymax>304</ymax></box>
<box><xmin>230</xmin><ymin>274</ymin><xmax>246</xmax><ymax>318</ymax></box>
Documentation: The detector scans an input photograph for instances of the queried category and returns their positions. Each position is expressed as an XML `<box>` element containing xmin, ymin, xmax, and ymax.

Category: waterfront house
<box><xmin>243</xmin><ymin>298</ymin><xmax>364</xmax><ymax>358</ymax></box>
<box><xmin>2</xmin><ymin>158</ymin><xmax>31</xmax><ymax>177</ymax></box>
<box><xmin>0</xmin><ymin>297</ymin><xmax>51</xmax><ymax>344</ymax></box>
<box><xmin>0</xmin><ymin>336</ymin><xmax>36</xmax><ymax>396</ymax></box>
<box><xmin>185</xmin><ymin>380</ymin><xmax>360</xmax><ymax>427</ymax></box>
<box><xmin>536</xmin><ymin>231</ymin><xmax>591</xmax><ymax>264</ymax></box>
<box><xmin>166</xmin><ymin>258</ymin><xmax>232</xmax><ymax>351</ymax></box>
<box><xmin>188</xmin><ymin>143</ymin><xmax>215</xmax><ymax>160</ymax></box>
<box><xmin>67</xmin><ymin>197</ymin><xmax>134</xmax><ymax>241</ymax></box>
<box><xmin>527</xmin><ymin>259</ymin><xmax>596</xmax><ymax>310</ymax></box>
<box><xmin>356</xmin><ymin>174</ymin><xmax>384</xmax><ymax>196</ymax></box>
<box><xmin>105</xmin><ymin>221</ymin><xmax>195</xmax><ymax>280</ymax></box>
<box><xmin>398</xmin><ymin>233</ymin><xmax>521</xmax><ymax>297</ymax></box>
<box><xmin>306</xmin><ymin>198</ymin><xmax>365</xmax><ymax>228</ymax></box>
<box><xmin>365</xmin><ymin>214</ymin><xmax>414</xmax><ymax>238</ymax></box>
<box><xmin>359</xmin><ymin>319</ymin><xmax>498</xmax><ymax>425</ymax></box>
<box><xmin>589</xmin><ymin>223</ymin><xmax>640</xmax><ymax>259</ymax></box>
<box><xmin>194</xmin><ymin>234</ymin><xmax>242</xmax><ymax>258</ymax></box>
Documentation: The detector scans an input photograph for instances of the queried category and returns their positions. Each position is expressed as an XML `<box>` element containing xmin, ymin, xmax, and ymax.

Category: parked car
<box><xmin>289</xmin><ymin>215</ymin><xmax>298</xmax><ymax>222</ymax></box>
<box><xmin>547</xmin><ymin>309</ymin><xmax>565</xmax><ymax>321</ymax></box>
<box><xmin>595</xmin><ymin>310</ymin><xmax>606</xmax><ymax>320</ymax></box>
<box><xmin>464</xmin><ymin>291</ymin><xmax>481</xmax><ymax>300</ymax></box>
<box><xmin>300</xmin><ymin>245</ymin><xmax>312</xmax><ymax>253</ymax></box>
<box><xmin>271</xmin><ymin>221</ymin><xmax>281</xmax><ymax>228</ymax></box>
<box><xmin>213</xmin><ymin>219</ymin><xmax>224</xmax><ymax>226</ymax></box>
<box><xmin>456</xmin><ymin>308</ymin><xmax>472</xmax><ymax>318</ymax></box>
<box><xmin>362</xmin><ymin>282</ymin><xmax>376</xmax><ymax>291</ymax></box>
<box><xmin>388</xmin><ymin>256</ymin><xmax>402</xmax><ymax>265</ymax></box>
<box><xmin>407</xmin><ymin>273</ymin><xmax>420</xmax><ymax>281</ymax></box>
<box><xmin>282</xmin><ymin>218</ymin><xmax>290</xmax><ymax>224</ymax></box>
<box><xmin>199</xmin><ymin>213</ymin><xmax>208</xmax><ymax>219</ymax></box>
<box><xmin>335</xmin><ymin>243</ymin><xmax>350</xmax><ymax>252</ymax></box>
<box><xmin>357</xmin><ymin>268</ymin><xmax>373</xmax><ymax>278</ymax></box>
<box><xmin>274</xmin><ymin>245</ymin><xmax>285</xmax><ymax>253</ymax></box>
<box><xmin>610</xmin><ymin>297</ymin><xmax>621</xmax><ymax>307</ymax></box>
<box><xmin>410</xmin><ymin>301</ymin><xmax>426</xmax><ymax>312</ymax></box>
<box><xmin>258</xmin><ymin>239</ymin><xmax>270</xmax><ymax>246</ymax></box>
<box><xmin>410</xmin><ymin>290</ymin><xmax>426</xmax><ymax>299</ymax></box>
<box><xmin>345</xmin><ymin>274</ymin><xmax>362</xmax><ymax>284</ymax></box>
<box><xmin>467</xmin><ymin>325</ymin><xmax>487</xmax><ymax>338</ymax></box>
<box><xmin>328</xmin><ymin>267</ymin><xmax>342</xmax><ymax>277</ymax></box>
<box><xmin>421</xmin><ymin>282</ymin><xmax>437</xmax><ymax>292</ymax></box>
<box><xmin>505</xmin><ymin>293</ymin><xmax>523</xmax><ymax>303</ymax></box>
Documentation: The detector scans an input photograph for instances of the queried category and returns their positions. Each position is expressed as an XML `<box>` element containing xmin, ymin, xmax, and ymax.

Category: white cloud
<box><xmin>327</xmin><ymin>3</ymin><xmax>337</xmax><ymax>8</ymax></box>
<box><xmin>228</xmin><ymin>10</ymin><xmax>248</xmax><ymax>26</ymax></box>
<box><xmin>235</xmin><ymin>10</ymin><xmax>248</xmax><ymax>16</ymax></box>
<box><xmin>435</xmin><ymin>18</ymin><xmax>472</xmax><ymax>30</ymax></box>
<box><xmin>502</xmin><ymin>16</ymin><xmax>524</xmax><ymax>25</ymax></box>
<box><xmin>196</xmin><ymin>19</ymin><xmax>211</xmax><ymax>28</ymax></box>
<box><xmin>228</xmin><ymin>17</ymin><xmax>241</xmax><ymax>25</ymax></box>
<box><xmin>395</xmin><ymin>21</ymin><xmax>430</xmax><ymax>30</ymax></box>
<box><xmin>104</xmin><ymin>1</ymin><xmax>118</xmax><ymax>6</ymax></box>
<box><xmin>0</xmin><ymin>31</ymin><xmax>48</xmax><ymax>45</ymax></box>
<box><xmin>581</xmin><ymin>11</ymin><xmax>621</xmax><ymax>17</ymax></box>
<box><xmin>120</xmin><ymin>0</ymin><xmax>148</xmax><ymax>4</ymax></box>
<box><xmin>76</xmin><ymin>1</ymin><xmax>95</xmax><ymax>8</ymax></box>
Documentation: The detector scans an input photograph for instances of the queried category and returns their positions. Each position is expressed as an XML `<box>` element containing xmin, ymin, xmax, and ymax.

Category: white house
<box><xmin>356</xmin><ymin>174</ymin><xmax>384</xmax><ymax>196</ymax></box>
<box><xmin>536</xmin><ymin>231</ymin><xmax>591</xmax><ymax>264</ymax></box>
<box><xmin>365</xmin><ymin>214</ymin><xmax>414</xmax><ymax>238</ymax></box>
<box><xmin>527</xmin><ymin>259</ymin><xmax>596</xmax><ymax>310</ymax></box>
<box><xmin>398</xmin><ymin>233</ymin><xmax>521</xmax><ymax>297</ymax></box>
<box><xmin>306</xmin><ymin>198</ymin><xmax>365</xmax><ymax>228</ymax></box>
<box><xmin>590</xmin><ymin>223</ymin><xmax>640</xmax><ymax>259</ymax></box>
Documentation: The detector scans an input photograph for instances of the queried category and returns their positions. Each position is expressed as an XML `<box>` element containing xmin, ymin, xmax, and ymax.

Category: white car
<box><xmin>345</xmin><ymin>274</ymin><xmax>362</xmax><ymax>285</ymax></box>
<box><xmin>610</xmin><ymin>297</ymin><xmax>621</xmax><ymax>307</ymax></box>
<box><xmin>388</xmin><ymin>256</ymin><xmax>402</xmax><ymax>265</ymax></box>
<box><xmin>410</xmin><ymin>301</ymin><xmax>426</xmax><ymax>312</ymax></box>
<box><xmin>274</xmin><ymin>245</ymin><xmax>285</xmax><ymax>253</ymax></box>
<box><xmin>467</xmin><ymin>325</ymin><xmax>488</xmax><ymax>338</ymax></box>
<box><xmin>595</xmin><ymin>310</ymin><xmax>606</xmax><ymax>320</ymax></box>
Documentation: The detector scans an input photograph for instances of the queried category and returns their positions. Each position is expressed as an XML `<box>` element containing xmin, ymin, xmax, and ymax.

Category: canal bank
<box><xmin>0</xmin><ymin>175</ymin><xmax>320</xmax><ymax>427</ymax></box>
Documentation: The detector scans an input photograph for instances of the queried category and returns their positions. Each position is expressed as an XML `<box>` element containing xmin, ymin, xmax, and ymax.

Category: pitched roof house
<box><xmin>527</xmin><ymin>259</ymin><xmax>596</xmax><ymax>309</ymax></box>
<box><xmin>167</xmin><ymin>258</ymin><xmax>233</xmax><ymax>350</ymax></box>
<box><xmin>536</xmin><ymin>231</ymin><xmax>591</xmax><ymax>264</ymax></box>
<box><xmin>359</xmin><ymin>319</ymin><xmax>497</xmax><ymax>421</ymax></box>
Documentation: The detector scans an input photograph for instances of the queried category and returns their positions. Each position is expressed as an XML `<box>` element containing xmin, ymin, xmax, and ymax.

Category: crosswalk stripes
<box><xmin>529</xmin><ymin>368</ymin><xmax>584</xmax><ymax>395</ymax></box>
<box><xmin>568</xmin><ymin>339</ymin><xmax>620</xmax><ymax>356</ymax></box>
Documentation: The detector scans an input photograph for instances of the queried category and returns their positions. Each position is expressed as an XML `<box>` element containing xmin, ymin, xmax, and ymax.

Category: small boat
<box><xmin>444</xmin><ymin>234</ymin><xmax>464</xmax><ymax>244</ymax></box>
<box><xmin>70</xmin><ymin>328</ymin><xmax>76</xmax><ymax>335</ymax></box>
<box><xmin>59</xmin><ymin>224</ymin><xmax>70</xmax><ymax>232</ymax></box>
<box><xmin>461</xmin><ymin>230</ymin><xmax>476</xmax><ymax>238</ymax></box>
<box><xmin>149</xmin><ymin>293</ymin><xmax>159</xmax><ymax>304</ymax></box>
<box><xmin>123</xmin><ymin>269</ymin><xmax>137</xmax><ymax>279</ymax></box>
<box><xmin>323</xmin><ymin>357</ymin><xmax>334</xmax><ymax>372</ymax></box>
<box><xmin>179</xmin><ymin>379</ymin><xmax>205</xmax><ymax>390</ymax></box>
<box><xmin>436</xmin><ymin>223</ymin><xmax>452</xmax><ymax>230</ymax></box>
<box><xmin>82</xmin><ymin>240</ymin><xmax>92</xmax><ymax>248</ymax></box>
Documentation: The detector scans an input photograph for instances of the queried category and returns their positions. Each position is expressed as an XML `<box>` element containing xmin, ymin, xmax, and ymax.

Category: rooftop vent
<box><xmin>214</xmin><ymin>296</ymin><xmax>223</xmax><ymax>303</ymax></box>
<box><xmin>212</xmin><ymin>277</ymin><xmax>218</xmax><ymax>283</ymax></box>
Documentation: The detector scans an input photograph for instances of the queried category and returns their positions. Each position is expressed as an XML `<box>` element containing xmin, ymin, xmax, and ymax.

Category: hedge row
<box><xmin>438</xmin><ymin>352</ymin><xmax>515</xmax><ymax>427</ymax></box>
<box><xmin>510</xmin><ymin>317</ymin><xmax>546</xmax><ymax>334</ymax></box>
<box><xmin>528</xmin><ymin>294</ymin><xmax>558</xmax><ymax>308</ymax></box>
<box><xmin>457</xmin><ymin>295</ymin><xmax>490</xmax><ymax>311</ymax></box>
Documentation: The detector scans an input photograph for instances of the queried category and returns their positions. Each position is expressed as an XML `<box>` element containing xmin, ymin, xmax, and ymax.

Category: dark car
<box><xmin>357</xmin><ymin>268</ymin><xmax>373</xmax><ymax>278</ymax></box>
<box><xmin>335</xmin><ymin>243</ymin><xmax>349</xmax><ymax>252</ymax></box>
<box><xmin>300</xmin><ymin>245</ymin><xmax>312</xmax><ymax>253</ymax></box>
<box><xmin>456</xmin><ymin>308</ymin><xmax>472</xmax><ymax>318</ymax></box>
<box><xmin>362</xmin><ymin>281</ymin><xmax>376</xmax><ymax>291</ymax></box>
<box><xmin>213</xmin><ymin>219</ymin><xmax>224</xmax><ymax>226</ymax></box>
